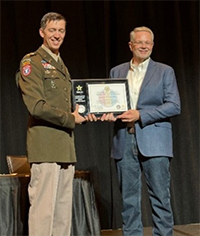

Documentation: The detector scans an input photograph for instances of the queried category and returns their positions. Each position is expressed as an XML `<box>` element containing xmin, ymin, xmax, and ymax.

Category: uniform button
<box><xmin>64</xmin><ymin>88</ymin><xmax>67</xmax><ymax>91</ymax></box>
<box><xmin>65</xmin><ymin>98</ymin><xmax>68</xmax><ymax>102</ymax></box>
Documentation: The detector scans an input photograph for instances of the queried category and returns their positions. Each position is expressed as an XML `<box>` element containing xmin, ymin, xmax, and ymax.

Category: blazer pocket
<box><xmin>154</xmin><ymin>122</ymin><xmax>171</xmax><ymax>129</ymax></box>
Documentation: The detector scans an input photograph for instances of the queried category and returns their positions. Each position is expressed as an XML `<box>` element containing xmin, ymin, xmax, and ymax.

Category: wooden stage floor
<box><xmin>101</xmin><ymin>223</ymin><xmax>200</xmax><ymax>236</ymax></box>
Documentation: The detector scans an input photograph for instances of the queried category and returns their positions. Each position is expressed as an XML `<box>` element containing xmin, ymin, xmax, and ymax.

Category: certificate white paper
<box><xmin>88</xmin><ymin>83</ymin><xmax>128</xmax><ymax>113</ymax></box>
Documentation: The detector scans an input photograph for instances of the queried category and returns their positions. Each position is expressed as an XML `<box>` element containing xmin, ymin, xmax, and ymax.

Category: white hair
<box><xmin>130</xmin><ymin>26</ymin><xmax>154</xmax><ymax>42</ymax></box>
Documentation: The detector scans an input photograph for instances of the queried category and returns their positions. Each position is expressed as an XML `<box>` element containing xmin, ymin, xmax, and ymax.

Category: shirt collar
<box><xmin>130</xmin><ymin>57</ymin><xmax>150</xmax><ymax>71</ymax></box>
<box><xmin>41</xmin><ymin>44</ymin><xmax>60</xmax><ymax>62</ymax></box>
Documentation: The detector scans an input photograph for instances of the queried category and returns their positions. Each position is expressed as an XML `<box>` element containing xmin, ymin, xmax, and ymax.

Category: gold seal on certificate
<box><xmin>72</xmin><ymin>78</ymin><xmax>130</xmax><ymax>116</ymax></box>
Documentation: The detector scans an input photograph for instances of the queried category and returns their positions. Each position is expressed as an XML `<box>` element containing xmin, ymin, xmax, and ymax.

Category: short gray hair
<box><xmin>130</xmin><ymin>26</ymin><xmax>154</xmax><ymax>42</ymax></box>
<box><xmin>40</xmin><ymin>12</ymin><xmax>66</xmax><ymax>29</ymax></box>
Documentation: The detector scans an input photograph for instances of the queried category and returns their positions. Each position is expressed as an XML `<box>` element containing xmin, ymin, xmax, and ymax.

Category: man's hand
<box><xmin>72</xmin><ymin>104</ymin><xmax>86</xmax><ymax>124</ymax></box>
<box><xmin>84</xmin><ymin>113</ymin><xmax>117</xmax><ymax>122</ymax></box>
<box><xmin>100</xmin><ymin>113</ymin><xmax>117</xmax><ymax>122</ymax></box>
<box><xmin>117</xmin><ymin>109</ymin><xmax>140</xmax><ymax>122</ymax></box>
<box><xmin>85</xmin><ymin>113</ymin><xmax>98</xmax><ymax>122</ymax></box>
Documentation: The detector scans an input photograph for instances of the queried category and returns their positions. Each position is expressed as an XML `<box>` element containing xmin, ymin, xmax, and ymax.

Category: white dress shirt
<box><xmin>127</xmin><ymin>58</ymin><xmax>150</xmax><ymax>109</ymax></box>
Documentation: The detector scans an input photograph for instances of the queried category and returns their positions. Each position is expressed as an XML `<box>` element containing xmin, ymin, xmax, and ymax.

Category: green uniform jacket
<box><xmin>16</xmin><ymin>46</ymin><xmax>76</xmax><ymax>163</ymax></box>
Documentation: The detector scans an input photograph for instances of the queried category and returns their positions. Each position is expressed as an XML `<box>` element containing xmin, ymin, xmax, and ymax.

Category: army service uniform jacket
<box><xmin>16</xmin><ymin>46</ymin><xmax>76</xmax><ymax>163</ymax></box>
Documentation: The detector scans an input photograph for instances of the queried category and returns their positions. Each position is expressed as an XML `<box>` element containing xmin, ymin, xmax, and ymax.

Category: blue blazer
<box><xmin>110</xmin><ymin>59</ymin><xmax>181</xmax><ymax>159</ymax></box>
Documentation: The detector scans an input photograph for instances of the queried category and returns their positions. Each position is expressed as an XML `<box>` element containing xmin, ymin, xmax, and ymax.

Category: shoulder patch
<box><xmin>22</xmin><ymin>64</ymin><xmax>32</xmax><ymax>76</ymax></box>
<box><xmin>21</xmin><ymin>52</ymin><xmax>36</xmax><ymax>76</ymax></box>
<box><xmin>22</xmin><ymin>58</ymin><xmax>31</xmax><ymax>66</ymax></box>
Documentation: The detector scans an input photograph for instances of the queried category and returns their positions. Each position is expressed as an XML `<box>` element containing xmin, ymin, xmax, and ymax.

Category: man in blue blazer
<box><xmin>102</xmin><ymin>27</ymin><xmax>181</xmax><ymax>236</ymax></box>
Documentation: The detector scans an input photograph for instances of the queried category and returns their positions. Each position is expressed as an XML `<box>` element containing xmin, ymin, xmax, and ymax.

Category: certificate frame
<box><xmin>72</xmin><ymin>78</ymin><xmax>130</xmax><ymax>117</ymax></box>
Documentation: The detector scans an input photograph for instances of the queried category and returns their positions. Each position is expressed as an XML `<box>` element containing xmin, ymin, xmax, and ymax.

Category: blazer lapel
<box><xmin>121</xmin><ymin>63</ymin><xmax>130</xmax><ymax>78</ymax></box>
<box><xmin>139</xmin><ymin>59</ymin><xmax>156</xmax><ymax>94</ymax></box>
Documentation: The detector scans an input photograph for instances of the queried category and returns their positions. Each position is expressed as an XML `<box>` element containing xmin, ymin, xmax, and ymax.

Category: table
<box><xmin>0</xmin><ymin>173</ymin><xmax>100</xmax><ymax>236</ymax></box>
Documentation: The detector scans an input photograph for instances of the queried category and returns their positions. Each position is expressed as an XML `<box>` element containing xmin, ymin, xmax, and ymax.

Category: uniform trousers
<box><xmin>116</xmin><ymin>132</ymin><xmax>174</xmax><ymax>236</ymax></box>
<box><xmin>28</xmin><ymin>162</ymin><xmax>74</xmax><ymax>236</ymax></box>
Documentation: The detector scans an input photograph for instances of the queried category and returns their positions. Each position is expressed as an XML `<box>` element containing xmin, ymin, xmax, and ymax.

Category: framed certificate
<box><xmin>72</xmin><ymin>78</ymin><xmax>130</xmax><ymax>116</ymax></box>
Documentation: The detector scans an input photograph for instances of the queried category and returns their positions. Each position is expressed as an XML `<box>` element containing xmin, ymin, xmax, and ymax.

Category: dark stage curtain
<box><xmin>1</xmin><ymin>0</ymin><xmax>199</xmax><ymax>230</ymax></box>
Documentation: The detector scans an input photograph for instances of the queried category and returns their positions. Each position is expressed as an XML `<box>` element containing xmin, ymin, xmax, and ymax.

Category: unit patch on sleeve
<box><xmin>22</xmin><ymin>59</ymin><xmax>32</xmax><ymax>76</ymax></box>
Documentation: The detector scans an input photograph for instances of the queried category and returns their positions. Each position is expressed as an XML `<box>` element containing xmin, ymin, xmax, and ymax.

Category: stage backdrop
<box><xmin>1</xmin><ymin>0</ymin><xmax>199</xmax><ymax>230</ymax></box>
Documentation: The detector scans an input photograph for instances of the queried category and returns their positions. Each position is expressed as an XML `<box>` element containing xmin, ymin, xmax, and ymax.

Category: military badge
<box><xmin>41</xmin><ymin>60</ymin><xmax>56</xmax><ymax>70</ymax></box>
<box><xmin>45</xmin><ymin>70</ymin><xmax>51</xmax><ymax>74</ymax></box>
<box><xmin>50</xmin><ymin>80</ymin><xmax>57</xmax><ymax>89</ymax></box>
<box><xmin>22</xmin><ymin>58</ymin><xmax>31</xmax><ymax>66</ymax></box>
<box><xmin>22</xmin><ymin>64</ymin><xmax>32</xmax><ymax>76</ymax></box>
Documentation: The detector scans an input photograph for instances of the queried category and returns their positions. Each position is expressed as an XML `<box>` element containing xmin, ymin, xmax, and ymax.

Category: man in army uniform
<box><xmin>16</xmin><ymin>12</ymin><xmax>86</xmax><ymax>236</ymax></box>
